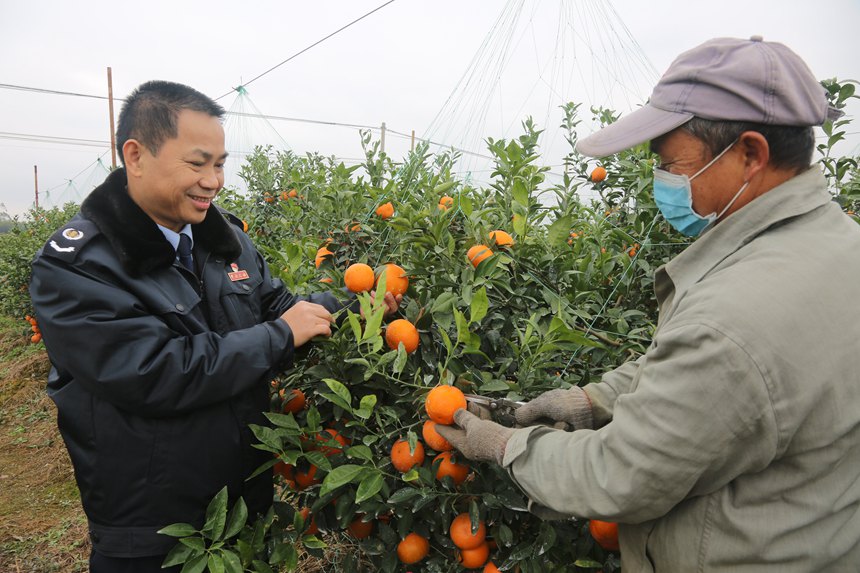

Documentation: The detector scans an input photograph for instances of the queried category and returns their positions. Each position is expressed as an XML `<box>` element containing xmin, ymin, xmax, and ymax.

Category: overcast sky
<box><xmin>2</xmin><ymin>0</ymin><xmax>858</xmax><ymax>216</ymax></box>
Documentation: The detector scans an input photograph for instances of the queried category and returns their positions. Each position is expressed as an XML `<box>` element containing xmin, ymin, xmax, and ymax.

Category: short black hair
<box><xmin>677</xmin><ymin>117</ymin><xmax>815</xmax><ymax>173</ymax></box>
<box><xmin>116</xmin><ymin>80</ymin><xmax>225</xmax><ymax>164</ymax></box>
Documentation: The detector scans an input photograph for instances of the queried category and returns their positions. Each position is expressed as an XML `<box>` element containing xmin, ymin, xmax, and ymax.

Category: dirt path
<box><xmin>0</xmin><ymin>327</ymin><xmax>88</xmax><ymax>572</ymax></box>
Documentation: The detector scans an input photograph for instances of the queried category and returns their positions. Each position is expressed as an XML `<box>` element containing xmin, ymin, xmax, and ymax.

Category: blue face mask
<box><xmin>653</xmin><ymin>141</ymin><xmax>749</xmax><ymax>237</ymax></box>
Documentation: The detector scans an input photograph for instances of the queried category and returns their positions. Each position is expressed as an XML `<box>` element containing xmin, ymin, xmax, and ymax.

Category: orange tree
<box><xmin>158</xmin><ymin>87</ymin><xmax>859</xmax><ymax>572</ymax></box>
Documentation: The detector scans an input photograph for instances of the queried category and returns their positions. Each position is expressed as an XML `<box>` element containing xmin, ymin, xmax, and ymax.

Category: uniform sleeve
<box><xmin>502</xmin><ymin>322</ymin><xmax>779</xmax><ymax>523</ymax></box>
<box><xmin>30</xmin><ymin>252</ymin><xmax>294</xmax><ymax>418</ymax></box>
<box><xmin>584</xmin><ymin>354</ymin><xmax>646</xmax><ymax>428</ymax></box>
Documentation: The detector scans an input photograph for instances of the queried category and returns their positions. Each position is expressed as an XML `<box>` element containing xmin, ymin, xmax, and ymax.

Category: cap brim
<box><xmin>576</xmin><ymin>104</ymin><xmax>693</xmax><ymax>158</ymax></box>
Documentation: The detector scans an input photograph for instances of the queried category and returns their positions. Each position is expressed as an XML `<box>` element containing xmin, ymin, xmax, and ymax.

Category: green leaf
<box><xmin>162</xmin><ymin>542</ymin><xmax>194</xmax><ymax>567</ymax></box>
<box><xmin>179</xmin><ymin>537</ymin><xmax>206</xmax><ymax>551</ymax></box>
<box><xmin>347</xmin><ymin>311</ymin><xmax>362</xmax><ymax>342</ymax></box>
<box><xmin>548</xmin><ymin>215</ymin><xmax>574</xmax><ymax>248</ymax></box>
<box><xmin>478</xmin><ymin>379</ymin><xmax>509</xmax><ymax>393</ymax></box>
<box><xmin>223</xmin><ymin>497</ymin><xmax>248</xmax><ymax>540</ymax></box>
<box><xmin>179</xmin><ymin>554</ymin><xmax>208</xmax><ymax>573</ymax></box>
<box><xmin>512</xmin><ymin>178</ymin><xmax>529</xmax><ymax>206</ymax></box>
<box><xmin>355</xmin><ymin>470</ymin><xmax>385</xmax><ymax>503</ymax></box>
<box><xmin>201</xmin><ymin>486</ymin><xmax>228</xmax><ymax>540</ymax></box>
<box><xmin>208</xmin><ymin>553</ymin><xmax>226</xmax><ymax>573</ymax></box>
<box><xmin>469</xmin><ymin>286</ymin><xmax>489</xmax><ymax>324</ymax></box>
<box><xmin>270</xmin><ymin>541</ymin><xmax>297</xmax><ymax>564</ymax></box>
<box><xmin>158</xmin><ymin>523</ymin><xmax>198</xmax><ymax>538</ymax></box>
<box><xmin>354</xmin><ymin>394</ymin><xmax>377</xmax><ymax>420</ymax></box>
<box><xmin>263</xmin><ymin>412</ymin><xmax>300</xmax><ymax>430</ymax></box>
<box><xmin>302</xmin><ymin>535</ymin><xmax>328</xmax><ymax>549</ymax></box>
<box><xmin>433</xmin><ymin>180</ymin><xmax>457</xmax><ymax>194</ymax></box>
<box><xmin>221</xmin><ymin>550</ymin><xmax>243</xmax><ymax>573</ymax></box>
<box><xmin>573</xmin><ymin>559</ymin><xmax>604</xmax><ymax>568</ymax></box>
<box><xmin>320</xmin><ymin>464</ymin><xmax>365</xmax><ymax>496</ymax></box>
<box><xmin>363</xmin><ymin>305</ymin><xmax>386</xmax><ymax>342</ymax></box>
<box><xmin>429</xmin><ymin>292</ymin><xmax>458</xmax><ymax>315</ymax></box>
<box><xmin>319</xmin><ymin>383</ymin><xmax>352</xmax><ymax>413</ymax></box>
<box><xmin>454</xmin><ymin>309</ymin><xmax>470</xmax><ymax>345</ymax></box>
<box><xmin>346</xmin><ymin>444</ymin><xmax>373</xmax><ymax>462</ymax></box>
<box><xmin>392</xmin><ymin>345</ymin><xmax>408</xmax><ymax>374</ymax></box>
<box><xmin>252</xmin><ymin>559</ymin><xmax>275</xmax><ymax>573</ymax></box>
<box><xmin>387</xmin><ymin>487</ymin><xmax>422</xmax><ymax>504</ymax></box>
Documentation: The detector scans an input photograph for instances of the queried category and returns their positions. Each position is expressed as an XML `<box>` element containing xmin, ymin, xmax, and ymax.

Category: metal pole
<box><xmin>411</xmin><ymin>129</ymin><xmax>415</xmax><ymax>151</ymax></box>
<box><xmin>34</xmin><ymin>165</ymin><xmax>39</xmax><ymax>209</ymax></box>
<box><xmin>107</xmin><ymin>67</ymin><xmax>117</xmax><ymax>169</ymax></box>
<box><xmin>380</xmin><ymin>122</ymin><xmax>386</xmax><ymax>153</ymax></box>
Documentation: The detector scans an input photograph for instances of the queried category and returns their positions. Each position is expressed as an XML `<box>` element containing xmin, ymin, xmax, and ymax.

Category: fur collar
<box><xmin>80</xmin><ymin>168</ymin><xmax>242</xmax><ymax>276</ymax></box>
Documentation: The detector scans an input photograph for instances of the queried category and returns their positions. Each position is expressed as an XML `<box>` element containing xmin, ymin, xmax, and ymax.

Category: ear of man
<box><xmin>122</xmin><ymin>139</ymin><xmax>146</xmax><ymax>179</ymax></box>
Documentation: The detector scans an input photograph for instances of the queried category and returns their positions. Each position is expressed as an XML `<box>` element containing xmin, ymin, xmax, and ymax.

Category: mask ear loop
<box><xmin>689</xmin><ymin>137</ymin><xmax>740</xmax><ymax>182</ymax></box>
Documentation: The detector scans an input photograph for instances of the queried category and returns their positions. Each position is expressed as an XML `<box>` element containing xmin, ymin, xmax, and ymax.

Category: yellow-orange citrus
<box><xmin>391</xmin><ymin>439</ymin><xmax>425</xmax><ymax>473</ymax></box>
<box><xmin>280</xmin><ymin>388</ymin><xmax>306</xmax><ymax>414</ymax></box>
<box><xmin>438</xmin><ymin>195</ymin><xmax>454</xmax><ymax>210</ymax></box>
<box><xmin>489</xmin><ymin>230</ymin><xmax>514</xmax><ymax>247</ymax></box>
<box><xmin>422</xmin><ymin>420</ymin><xmax>453</xmax><ymax>452</ymax></box>
<box><xmin>375</xmin><ymin>202</ymin><xmax>394</xmax><ymax>219</ymax></box>
<box><xmin>397</xmin><ymin>532</ymin><xmax>430</xmax><ymax>564</ymax></box>
<box><xmin>590</xmin><ymin>166</ymin><xmax>607</xmax><ymax>182</ymax></box>
<box><xmin>315</xmin><ymin>246</ymin><xmax>333</xmax><ymax>268</ymax></box>
<box><xmin>589</xmin><ymin>519</ymin><xmax>619</xmax><ymax>551</ymax></box>
<box><xmin>376</xmin><ymin>263</ymin><xmax>409</xmax><ymax>296</ymax></box>
<box><xmin>344</xmin><ymin>263</ymin><xmax>375</xmax><ymax>293</ymax></box>
<box><xmin>434</xmin><ymin>451</ymin><xmax>469</xmax><ymax>486</ymax></box>
<box><xmin>425</xmin><ymin>385</ymin><xmax>467</xmax><ymax>425</ymax></box>
<box><xmin>242</xmin><ymin>220</ymin><xmax>249</xmax><ymax>233</ymax></box>
<box><xmin>299</xmin><ymin>507</ymin><xmax>319</xmax><ymax>535</ymax></box>
<box><xmin>484</xmin><ymin>562</ymin><xmax>501</xmax><ymax>573</ymax></box>
<box><xmin>316</xmin><ymin>428</ymin><xmax>349</xmax><ymax>456</ymax></box>
<box><xmin>467</xmin><ymin>244</ymin><xmax>493</xmax><ymax>267</ymax></box>
<box><xmin>347</xmin><ymin>515</ymin><xmax>374</xmax><ymax>539</ymax></box>
<box><xmin>458</xmin><ymin>541</ymin><xmax>490</xmax><ymax>568</ymax></box>
<box><xmin>319</xmin><ymin>277</ymin><xmax>333</xmax><ymax>284</ymax></box>
<box><xmin>385</xmin><ymin>319</ymin><xmax>419</xmax><ymax>353</ymax></box>
<box><xmin>449</xmin><ymin>512</ymin><xmax>487</xmax><ymax>550</ymax></box>
<box><xmin>295</xmin><ymin>464</ymin><xmax>320</xmax><ymax>489</ymax></box>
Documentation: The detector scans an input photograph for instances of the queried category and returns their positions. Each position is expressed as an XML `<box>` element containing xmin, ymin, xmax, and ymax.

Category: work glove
<box><xmin>436</xmin><ymin>409</ymin><xmax>515</xmax><ymax>465</ymax></box>
<box><xmin>514</xmin><ymin>387</ymin><xmax>593</xmax><ymax>430</ymax></box>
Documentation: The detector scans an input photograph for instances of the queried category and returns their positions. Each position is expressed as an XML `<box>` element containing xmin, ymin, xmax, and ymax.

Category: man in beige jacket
<box><xmin>439</xmin><ymin>37</ymin><xmax>860</xmax><ymax>571</ymax></box>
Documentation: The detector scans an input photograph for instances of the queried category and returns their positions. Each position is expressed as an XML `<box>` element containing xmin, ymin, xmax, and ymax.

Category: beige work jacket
<box><xmin>503</xmin><ymin>167</ymin><xmax>860</xmax><ymax>572</ymax></box>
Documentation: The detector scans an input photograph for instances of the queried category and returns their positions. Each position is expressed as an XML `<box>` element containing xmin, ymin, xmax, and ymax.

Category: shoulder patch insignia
<box><xmin>61</xmin><ymin>228</ymin><xmax>85</xmax><ymax>241</ymax></box>
<box><xmin>50</xmin><ymin>240</ymin><xmax>75</xmax><ymax>253</ymax></box>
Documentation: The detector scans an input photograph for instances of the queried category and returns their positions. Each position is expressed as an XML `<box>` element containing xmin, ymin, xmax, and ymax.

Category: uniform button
<box><xmin>175</xmin><ymin>303</ymin><xmax>185</xmax><ymax>311</ymax></box>
<box><xmin>241</xmin><ymin>284</ymin><xmax>250</xmax><ymax>291</ymax></box>
<box><xmin>215</xmin><ymin>258</ymin><xmax>223</xmax><ymax>263</ymax></box>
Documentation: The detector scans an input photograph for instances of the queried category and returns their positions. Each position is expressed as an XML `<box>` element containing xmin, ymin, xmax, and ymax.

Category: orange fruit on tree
<box><xmin>590</xmin><ymin>166</ymin><xmax>607</xmax><ymax>182</ymax></box>
<box><xmin>385</xmin><ymin>319</ymin><xmax>419</xmax><ymax>353</ymax></box>
<box><xmin>347</xmin><ymin>514</ymin><xmax>374</xmax><ymax>539</ymax></box>
<box><xmin>376</xmin><ymin>263</ymin><xmax>409</xmax><ymax>296</ymax></box>
<box><xmin>397</xmin><ymin>532</ymin><xmax>430</xmax><ymax>564</ymax></box>
<box><xmin>316</xmin><ymin>428</ymin><xmax>349</xmax><ymax>456</ymax></box>
<box><xmin>458</xmin><ymin>541</ymin><xmax>490</xmax><ymax>568</ymax></box>
<box><xmin>484</xmin><ymin>562</ymin><xmax>501</xmax><ymax>573</ymax></box>
<box><xmin>434</xmin><ymin>451</ymin><xmax>469</xmax><ymax>486</ymax></box>
<box><xmin>391</xmin><ymin>438</ymin><xmax>425</xmax><ymax>473</ymax></box>
<box><xmin>438</xmin><ymin>195</ymin><xmax>454</xmax><ymax>210</ymax></box>
<box><xmin>299</xmin><ymin>507</ymin><xmax>319</xmax><ymax>535</ymax></box>
<box><xmin>280</xmin><ymin>388</ymin><xmax>306</xmax><ymax>414</ymax></box>
<box><xmin>422</xmin><ymin>420</ymin><xmax>453</xmax><ymax>452</ymax></box>
<box><xmin>344</xmin><ymin>262</ymin><xmax>375</xmax><ymax>293</ymax></box>
<box><xmin>241</xmin><ymin>220</ymin><xmax>249</xmax><ymax>233</ymax></box>
<box><xmin>449</xmin><ymin>512</ymin><xmax>486</xmax><ymax>550</ymax></box>
<box><xmin>31</xmin><ymin>333</ymin><xmax>42</xmax><ymax>344</ymax></box>
<box><xmin>425</xmin><ymin>385</ymin><xmax>467</xmax><ymax>425</ymax></box>
<box><xmin>375</xmin><ymin>201</ymin><xmax>394</xmax><ymax>219</ymax></box>
<box><xmin>589</xmin><ymin>519</ymin><xmax>619</xmax><ymax>551</ymax></box>
<box><xmin>295</xmin><ymin>464</ymin><xmax>321</xmax><ymax>489</ymax></box>
<box><xmin>288</xmin><ymin>188</ymin><xmax>298</xmax><ymax>198</ymax></box>
<box><xmin>319</xmin><ymin>277</ymin><xmax>333</xmax><ymax>284</ymax></box>
<box><xmin>315</xmin><ymin>246</ymin><xmax>333</xmax><ymax>268</ymax></box>
<box><xmin>489</xmin><ymin>230</ymin><xmax>514</xmax><ymax>247</ymax></box>
<box><xmin>467</xmin><ymin>244</ymin><xmax>493</xmax><ymax>267</ymax></box>
<box><xmin>264</xmin><ymin>193</ymin><xmax>275</xmax><ymax>203</ymax></box>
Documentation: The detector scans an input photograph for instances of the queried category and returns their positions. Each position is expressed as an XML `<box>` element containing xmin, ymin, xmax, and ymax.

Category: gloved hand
<box><xmin>435</xmin><ymin>409</ymin><xmax>515</xmax><ymax>465</ymax></box>
<box><xmin>514</xmin><ymin>387</ymin><xmax>593</xmax><ymax>430</ymax></box>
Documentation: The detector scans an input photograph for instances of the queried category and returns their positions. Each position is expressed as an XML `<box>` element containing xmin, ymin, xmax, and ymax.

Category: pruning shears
<box><xmin>464</xmin><ymin>394</ymin><xmax>525</xmax><ymax>427</ymax></box>
<box><xmin>465</xmin><ymin>394</ymin><xmax>571</xmax><ymax>431</ymax></box>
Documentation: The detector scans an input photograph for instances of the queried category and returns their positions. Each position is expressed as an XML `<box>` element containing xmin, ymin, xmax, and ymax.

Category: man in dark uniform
<box><xmin>30</xmin><ymin>80</ymin><xmax>398</xmax><ymax>572</ymax></box>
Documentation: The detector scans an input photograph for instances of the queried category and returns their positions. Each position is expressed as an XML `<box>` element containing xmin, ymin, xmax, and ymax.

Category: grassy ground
<box><xmin>0</xmin><ymin>317</ymin><xmax>89</xmax><ymax>572</ymax></box>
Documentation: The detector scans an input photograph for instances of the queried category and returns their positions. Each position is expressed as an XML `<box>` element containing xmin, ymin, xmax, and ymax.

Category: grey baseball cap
<box><xmin>577</xmin><ymin>36</ymin><xmax>841</xmax><ymax>157</ymax></box>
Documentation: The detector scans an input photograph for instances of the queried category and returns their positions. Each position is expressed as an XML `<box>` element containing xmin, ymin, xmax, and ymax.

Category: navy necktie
<box><xmin>177</xmin><ymin>233</ymin><xmax>194</xmax><ymax>272</ymax></box>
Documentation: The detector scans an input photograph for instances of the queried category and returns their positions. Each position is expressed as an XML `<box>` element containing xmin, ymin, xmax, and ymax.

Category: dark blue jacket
<box><xmin>30</xmin><ymin>168</ymin><xmax>339</xmax><ymax>557</ymax></box>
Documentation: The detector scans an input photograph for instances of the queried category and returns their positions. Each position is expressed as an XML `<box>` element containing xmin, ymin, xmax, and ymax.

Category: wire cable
<box><xmin>214</xmin><ymin>0</ymin><xmax>398</xmax><ymax>101</ymax></box>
